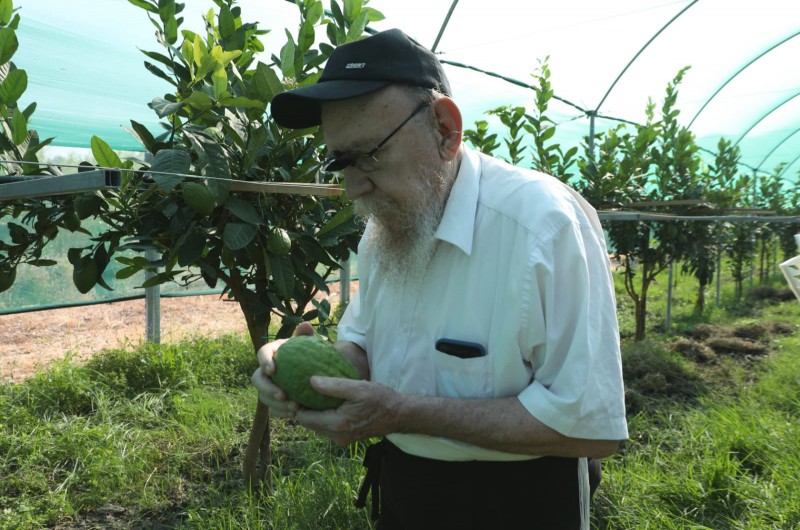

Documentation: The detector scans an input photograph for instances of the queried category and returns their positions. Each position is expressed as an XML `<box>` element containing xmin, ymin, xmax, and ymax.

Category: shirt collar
<box><xmin>434</xmin><ymin>147</ymin><xmax>481</xmax><ymax>256</ymax></box>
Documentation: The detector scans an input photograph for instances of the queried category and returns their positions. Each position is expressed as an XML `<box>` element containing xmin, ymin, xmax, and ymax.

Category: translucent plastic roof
<box><xmin>14</xmin><ymin>0</ymin><xmax>800</xmax><ymax>179</ymax></box>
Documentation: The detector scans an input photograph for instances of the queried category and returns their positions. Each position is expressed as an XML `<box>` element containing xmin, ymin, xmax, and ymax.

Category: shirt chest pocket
<box><xmin>433</xmin><ymin>351</ymin><xmax>494</xmax><ymax>399</ymax></box>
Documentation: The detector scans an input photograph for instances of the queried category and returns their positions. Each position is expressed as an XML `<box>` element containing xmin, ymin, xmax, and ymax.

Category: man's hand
<box><xmin>296</xmin><ymin>376</ymin><xmax>404</xmax><ymax>445</ymax></box>
<box><xmin>251</xmin><ymin>321</ymin><xmax>315</xmax><ymax>418</ymax></box>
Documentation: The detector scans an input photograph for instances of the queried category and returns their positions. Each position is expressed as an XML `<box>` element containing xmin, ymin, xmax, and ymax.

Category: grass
<box><xmin>0</xmin><ymin>335</ymin><xmax>373</xmax><ymax>529</ymax></box>
<box><xmin>1</xmin><ymin>267</ymin><xmax>799</xmax><ymax>529</ymax></box>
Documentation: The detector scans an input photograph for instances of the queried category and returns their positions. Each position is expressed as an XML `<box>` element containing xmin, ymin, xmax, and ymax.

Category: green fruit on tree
<box><xmin>183</xmin><ymin>182</ymin><xmax>216</xmax><ymax>215</ymax></box>
<box><xmin>272</xmin><ymin>335</ymin><xmax>359</xmax><ymax>410</ymax></box>
<box><xmin>62</xmin><ymin>211</ymin><xmax>81</xmax><ymax>231</ymax></box>
<box><xmin>666</xmin><ymin>224</ymin><xmax>678</xmax><ymax>238</ymax></box>
<box><xmin>74</xmin><ymin>194</ymin><xmax>103</xmax><ymax>219</ymax></box>
<box><xmin>0</xmin><ymin>268</ymin><xmax>16</xmax><ymax>293</ymax></box>
<box><xmin>73</xmin><ymin>256</ymin><xmax>99</xmax><ymax>294</ymax></box>
<box><xmin>267</xmin><ymin>228</ymin><xmax>292</xmax><ymax>255</ymax></box>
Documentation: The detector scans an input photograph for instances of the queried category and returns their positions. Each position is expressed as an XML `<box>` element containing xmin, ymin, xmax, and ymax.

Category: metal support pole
<box><xmin>665</xmin><ymin>260</ymin><xmax>673</xmax><ymax>331</ymax></box>
<box><xmin>145</xmin><ymin>248</ymin><xmax>161</xmax><ymax>343</ymax></box>
<box><xmin>339</xmin><ymin>257</ymin><xmax>351</xmax><ymax>308</ymax></box>
<box><xmin>0</xmin><ymin>169</ymin><xmax>121</xmax><ymax>200</ymax></box>
<box><xmin>715</xmin><ymin>247</ymin><xmax>722</xmax><ymax>307</ymax></box>
<box><xmin>587</xmin><ymin>111</ymin><xmax>596</xmax><ymax>162</ymax></box>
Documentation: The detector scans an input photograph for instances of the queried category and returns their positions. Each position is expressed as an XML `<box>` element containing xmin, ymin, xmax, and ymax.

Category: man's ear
<box><xmin>431</xmin><ymin>97</ymin><xmax>462</xmax><ymax>161</ymax></box>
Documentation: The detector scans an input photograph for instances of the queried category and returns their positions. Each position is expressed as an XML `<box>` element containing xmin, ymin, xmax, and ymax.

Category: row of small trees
<box><xmin>465</xmin><ymin>62</ymin><xmax>800</xmax><ymax>341</ymax></box>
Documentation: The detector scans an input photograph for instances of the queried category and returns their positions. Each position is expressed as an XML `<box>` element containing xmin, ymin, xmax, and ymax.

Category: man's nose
<box><xmin>343</xmin><ymin>171</ymin><xmax>375</xmax><ymax>200</ymax></box>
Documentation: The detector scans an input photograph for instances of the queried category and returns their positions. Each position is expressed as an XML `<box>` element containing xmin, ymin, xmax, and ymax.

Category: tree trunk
<box><xmin>243</xmin><ymin>400</ymin><xmax>271</xmax><ymax>489</ymax></box>
<box><xmin>634</xmin><ymin>295</ymin><xmax>647</xmax><ymax>341</ymax></box>
<box><xmin>695</xmin><ymin>280</ymin><xmax>706</xmax><ymax>313</ymax></box>
<box><xmin>634</xmin><ymin>265</ymin><xmax>650</xmax><ymax>342</ymax></box>
<box><xmin>238</xmin><ymin>290</ymin><xmax>273</xmax><ymax>491</ymax></box>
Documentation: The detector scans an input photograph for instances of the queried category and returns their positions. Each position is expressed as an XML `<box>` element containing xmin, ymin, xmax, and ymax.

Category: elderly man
<box><xmin>253</xmin><ymin>28</ymin><xmax>627</xmax><ymax>530</ymax></box>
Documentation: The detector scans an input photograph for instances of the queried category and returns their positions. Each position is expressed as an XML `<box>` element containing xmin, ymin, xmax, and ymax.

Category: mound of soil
<box><xmin>677</xmin><ymin>319</ymin><xmax>796</xmax><ymax>361</ymax></box>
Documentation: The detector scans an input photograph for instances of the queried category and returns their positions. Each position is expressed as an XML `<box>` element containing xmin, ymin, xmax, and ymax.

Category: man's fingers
<box><xmin>252</xmin><ymin>369</ymin><xmax>299</xmax><ymax>417</ymax></box>
<box><xmin>310</xmin><ymin>376</ymin><xmax>360</xmax><ymax>399</ymax></box>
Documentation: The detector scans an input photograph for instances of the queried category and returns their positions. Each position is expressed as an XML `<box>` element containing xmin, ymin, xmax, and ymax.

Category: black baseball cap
<box><xmin>270</xmin><ymin>28</ymin><xmax>451</xmax><ymax>129</ymax></box>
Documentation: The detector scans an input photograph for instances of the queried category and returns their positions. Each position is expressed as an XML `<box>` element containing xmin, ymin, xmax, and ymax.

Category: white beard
<box><xmin>354</xmin><ymin>162</ymin><xmax>451</xmax><ymax>287</ymax></box>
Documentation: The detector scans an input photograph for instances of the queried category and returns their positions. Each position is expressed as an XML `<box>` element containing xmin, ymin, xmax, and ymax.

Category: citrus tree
<box><xmin>578</xmin><ymin>69</ymin><xmax>705</xmax><ymax>340</ymax></box>
<box><xmin>681</xmin><ymin>138</ymin><xmax>744</xmax><ymax>312</ymax></box>
<box><xmin>0</xmin><ymin>0</ymin><xmax>384</xmax><ymax>487</ymax></box>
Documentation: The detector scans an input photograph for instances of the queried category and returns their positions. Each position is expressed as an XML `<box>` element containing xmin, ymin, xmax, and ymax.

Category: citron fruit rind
<box><xmin>273</xmin><ymin>335</ymin><xmax>358</xmax><ymax>410</ymax></box>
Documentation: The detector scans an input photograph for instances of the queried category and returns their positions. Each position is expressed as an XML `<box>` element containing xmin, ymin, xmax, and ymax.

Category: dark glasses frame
<box><xmin>323</xmin><ymin>102</ymin><xmax>431</xmax><ymax>173</ymax></box>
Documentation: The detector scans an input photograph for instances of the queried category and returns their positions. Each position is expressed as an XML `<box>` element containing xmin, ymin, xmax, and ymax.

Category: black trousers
<box><xmin>357</xmin><ymin>439</ymin><xmax>599</xmax><ymax>530</ymax></box>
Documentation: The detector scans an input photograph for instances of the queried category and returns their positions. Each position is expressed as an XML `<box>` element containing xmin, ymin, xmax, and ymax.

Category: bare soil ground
<box><xmin>0</xmin><ymin>282</ymin><xmax>357</xmax><ymax>384</ymax></box>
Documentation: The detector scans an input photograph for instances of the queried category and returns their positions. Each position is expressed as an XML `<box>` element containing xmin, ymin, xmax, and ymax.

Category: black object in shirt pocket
<box><xmin>435</xmin><ymin>338</ymin><xmax>486</xmax><ymax>359</ymax></box>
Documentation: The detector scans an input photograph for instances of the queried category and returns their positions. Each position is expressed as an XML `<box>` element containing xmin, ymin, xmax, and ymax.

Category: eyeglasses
<box><xmin>323</xmin><ymin>102</ymin><xmax>430</xmax><ymax>173</ymax></box>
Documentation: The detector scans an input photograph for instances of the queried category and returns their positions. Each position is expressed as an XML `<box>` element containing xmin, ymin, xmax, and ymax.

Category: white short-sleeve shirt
<box><xmin>338</xmin><ymin>147</ymin><xmax>628</xmax><ymax>461</ymax></box>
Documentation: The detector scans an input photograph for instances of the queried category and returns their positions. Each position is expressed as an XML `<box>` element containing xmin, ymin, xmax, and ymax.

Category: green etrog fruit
<box><xmin>273</xmin><ymin>335</ymin><xmax>359</xmax><ymax>410</ymax></box>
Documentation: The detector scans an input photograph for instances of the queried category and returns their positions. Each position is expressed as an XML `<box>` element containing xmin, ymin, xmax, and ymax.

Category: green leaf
<box><xmin>326</xmin><ymin>22</ymin><xmax>341</xmax><ymax>47</ymax></box>
<box><xmin>218</xmin><ymin>96</ymin><xmax>265</xmax><ymax>109</ymax></box>
<box><xmin>23</xmin><ymin>134</ymin><xmax>54</xmax><ymax>160</ymax></box>
<box><xmin>128</xmin><ymin>120</ymin><xmax>158</xmax><ymax>153</ymax></box>
<box><xmin>141</xmin><ymin>271</ymin><xmax>174</xmax><ymax>288</ymax></box>
<box><xmin>218</xmin><ymin>6</ymin><xmax>235</xmax><ymax>40</ymax></box>
<box><xmin>0</xmin><ymin>0</ymin><xmax>13</xmax><ymax>25</ymax></box>
<box><xmin>201</xmin><ymin>139</ymin><xmax>231</xmax><ymax>181</ymax></box>
<box><xmin>364</xmin><ymin>7</ymin><xmax>385</xmax><ymax>22</ymax></box>
<box><xmin>307</xmin><ymin>1</ymin><xmax>324</xmax><ymax>24</ymax></box>
<box><xmin>206</xmin><ymin>176</ymin><xmax>230</xmax><ymax>204</ymax></box>
<box><xmin>316</xmin><ymin>203</ymin><xmax>353</xmax><ymax>237</ymax></box>
<box><xmin>0</xmin><ymin>68</ymin><xmax>27</xmax><ymax>106</ymax></box>
<box><xmin>346</xmin><ymin>11</ymin><xmax>369</xmax><ymax>41</ymax></box>
<box><xmin>269</xmin><ymin>254</ymin><xmax>294</xmax><ymax>299</ymax></box>
<box><xmin>226</xmin><ymin>26</ymin><xmax>247</xmax><ymax>53</ymax></box>
<box><xmin>298</xmin><ymin>20</ymin><xmax>315</xmax><ymax>54</ymax></box>
<box><xmin>177</xmin><ymin>231</ymin><xmax>206</xmax><ymax>266</ymax></box>
<box><xmin>343</xmin><ymin>0</ymin><xmax>361</xmax><ymax>23</ymax></box>
<box><xmin>223</xmin><ymin>222</ymin><xmax>257</xmax><ymax>250</ymax></box>
<box><xmin>0</xmin><ymin>27</ymin><xmax>18</xmax><ymax>64</ymax></box>
<box><xmin>148</xmin><ymin>97</ymin><xmax>184</xmax><ymax>118</ymax></box>
<box><xmin>115</xmin><ymin>265</ymin><xmax>140</xmax><ymax>280</ymax></box>
<box><xmin>252</xmin><ymin>62</ymin><xmax>284</xmax><ymax>103</ymax></box>
<box><xmin>140</xmin><ymin>49</ymin><xmax>176</xmax><ymax>69</ymax></box>
<box><xmin>149</xmin><ymin>149</ymin><xmax>191</xmax><ymax>190</ymax></box>
<box><xmin>211</xmin><ymin>67</ymin><xmax>228</xmax><ymax>100</ymax></box>
<box><xmin>540</xmin><ymin>126</ymin><xmax>556</xmax><ymax>142</ymax></box>
<box><xmin>192</xmin><ymin>33</ymin><xmax>207</xmax><ymax>67</ymax></box>
<box><xmin>329</xmin><ymin>0</ymin><xmax>345</xmax><ymax>28</ymax></box>
<box><xmin>185</xmin><ymin>90</ymin><xmax>214</xmax><ymax>110</ymax></box>
<box><xmin>28</xmin><ymin>259</ymin><xmax>57</xmax><ymax>267</ymax></box>
<box><xmin>20</xmin><ymin>102</ymin><xmax>36</xmax><ymax>120</ymax></box>
<box><xmin>116</xmin><ymin>255</ymin><xmax>149</xmax><ymax>267</ymax></box>
<box><xmin>225</xmin><ymin>198</ymin><xmax>264</xmax><ymax>225</ymax></box>
<box><xmin>279</xmin><ymin>32</ymin><xmax>296</xmax><ymax>79</ymax></box>
<box><xmin>91</xmin><ymin>136</ymin><xmax>123</xmax><ymax>168</ymax></box>
<box><xmin>180</xmin><ymin>39</ymin><xmax>193</xmax><ymax>66</ymax></box>
<box><xmin>9</xmin><ymin>109</ymin><xmax>26</xmax><ymax>145</ymax></box>
<box><xmin>144</xmin><ymin>61</ymin><xmax>177</xmax><ymax>87</ymax></box>
<box><xmin>127</xmin><ymin>0</ymin><xmax>158</xmax><ymax>14</ymax></box>
<box><xmin>164</xmin><ymin>16</ymin><xmax>178</xmax><ymax>45</ymax></box>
